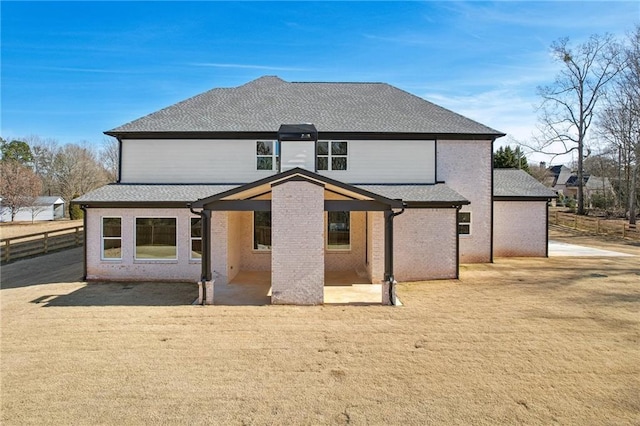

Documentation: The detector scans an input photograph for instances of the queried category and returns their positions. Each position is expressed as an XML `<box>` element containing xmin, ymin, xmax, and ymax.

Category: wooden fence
<box><xmin>550</xmin><ymin>211</ymin><xmax>640</xmax><ymax>240</ymax></box>
<box><xmin>1</xmin><ymin>226</ymin><xmax>84</xmax><ymax>263</ymax></box>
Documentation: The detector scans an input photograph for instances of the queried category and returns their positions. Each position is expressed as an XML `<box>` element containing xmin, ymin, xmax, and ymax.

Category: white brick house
<box><xmin>74</xmin><ymin>76</ymin><xmax>555</xmax><ymax>304</ymax></box>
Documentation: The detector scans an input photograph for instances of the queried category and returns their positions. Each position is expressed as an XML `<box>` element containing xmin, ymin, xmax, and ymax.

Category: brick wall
<box><xmin>494</xmin><ymin>201</ymin><xmax>548</xmax><ymax>257</ymax></box>
<box><xmin>271</xmin><ymin>180</ymin><xmax>324</xmax><ymax>304</ymax></box>
<box><xmin>366</xmin><ymin>211</ymin><xmax>385</xmax><ymax>283</ymax></box>
<box><xmin>394</xmin><ymin>208</ymin><xmax>458</xmax><ymax>281</ymax></box>
<box><xmin>437</xmin><ymin>140</ymin><xmax>493</xmax><ymax>263</ymax></box>
<box><xmin>86</xmin><ymin>208</ymin><xmax>201</xmax><ymax>281</ymax></box>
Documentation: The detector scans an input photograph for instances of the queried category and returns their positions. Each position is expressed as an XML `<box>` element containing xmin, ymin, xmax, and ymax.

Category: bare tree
<box><xmin>535</xmin><ymin>33</ymin><xmax>622</xmax><ymax>215</ymax></box>
<box><xmin>26</xmin><ymin>135</ymin><xmax>60</xmax><ymax>196</ymax></box>
<box><xmin>598</xmin><ymin>26</ymin><xmax>640</xmax><ymax>225</ymax></box>
<box><xmin>100</xmin><ymin>136</ymin><xmax>119</xmax><ymax>182</ymax></box>
<box><xmin>0</xmin><ymin>161</ymin><xmax>43</xmax><ymax>221</ymax></box>
<box><xmin>52</xmin><ymin>143</ymin><xmax>109</xmax><ymax>215</ymax></box>
<box><xmin>26</xmin><ymin>202</ymin><xmax>49</xmax><ymax>223</ymax></box>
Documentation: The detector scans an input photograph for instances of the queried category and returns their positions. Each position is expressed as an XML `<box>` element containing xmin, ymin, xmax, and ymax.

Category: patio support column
<box><xmin>271</xmin><ymin>179</ymin><xmax>324</xmax><ymax>305</ymax></box>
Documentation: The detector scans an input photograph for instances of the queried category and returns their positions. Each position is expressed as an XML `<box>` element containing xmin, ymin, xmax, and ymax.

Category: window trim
<box><xmin>317</xmin><ymin>140</ymin><xmax>348</xmax><ymax>171</ymax></box>
<box><xmin>326</xmin><ymin>211</ymin><xmax>351</xmax><ymax>251</ymax></box>
<box><xmin>256</xmin><ymin>140</ymin><xmax>278</xmax><ymax>171</ymax></box>
<box><xmin>458</xmin><ymin>211</ymin><xmax>472</xmax><ymax>236</ymax></box>
<box><xmin>134</xmin><ymin>216</ymin><xmax>178</xmax><ymax>262</ymax></box>
<box><xmin>252</xmin><ymin>211</ymin><xmax>272</xmax><ymax>252</ymax></box>
<box><xmin>190</xmin><ymin>217</ymin><xmax>203</xmax><ymax>262</ymax></box>
<box><xmin>101</xmin><ymin>216</ymin><xmax>122</xmax><ymax>261</ymax></box>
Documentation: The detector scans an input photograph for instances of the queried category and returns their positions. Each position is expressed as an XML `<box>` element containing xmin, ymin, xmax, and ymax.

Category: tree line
<box><xmin>497</xmin><ymin>26</ymin><xmax>639</xmax><ymax>224</ymax></box>
<box><xmin>0</xmin><ymin>136</ymin><xmax>118</xmax><ymax>221</ymax></box>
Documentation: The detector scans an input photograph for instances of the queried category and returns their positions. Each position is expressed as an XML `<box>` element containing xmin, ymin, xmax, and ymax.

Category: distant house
<box><xmin>0</xmin><ymin>196</ymin><xmax>65</xmax><ymax>222</ymax></box>
<box><xmin>546</xmin><ymin>165</ymin><xmax>614</xmax><ymax>207</ymax></box>
<box><xmin>74</xmin><ymin>76</ymin><xmax>556</xmax><ymax>305</ymax></box>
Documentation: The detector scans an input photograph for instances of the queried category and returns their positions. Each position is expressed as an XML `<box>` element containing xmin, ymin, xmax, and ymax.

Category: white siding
<box><xmin>281</xmin><ymin>140</ymin><xmax>314</xmax><ymax>171</ymax></box>
<box><xmin>120</xmin><ymin>139</ymin><xmax>277</xmax><ymax>183</ymax></box>
<box><xmin>120</xmin><ymin>138</ymin><xmax>435</xmax><ymax>184</ymax></box>
<box><xmin>319</xmin><ymin>140</ymin><xmax>435</xmax><ymax>183</ymax></box>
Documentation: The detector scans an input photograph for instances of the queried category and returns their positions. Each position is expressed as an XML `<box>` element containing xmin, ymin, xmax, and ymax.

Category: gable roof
<box><xmin>191</xmin><ymin>167</ymin><xmax>404</xmax><ymax>209</ymax></box>
<box><xmin>494</xmin><ymin>169</ymin><xmax>557</xmax><ymax>200</ymax></box>
<box><xmin>106</xmin><ymin>76</ymin><xmax>504</xmax><ymax>137</ymax></box>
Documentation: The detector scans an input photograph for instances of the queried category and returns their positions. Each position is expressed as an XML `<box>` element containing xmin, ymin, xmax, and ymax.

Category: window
<box><xmin>191</xmin><ymin>217</ymin><xmax>202</xmax><ymax>260</ymax></box>
<box><xmin>327</xmin><ymin>211</ymin><xmax>350</xmax><ymax>250</ymax></box>
<box><xmin>317</xmin><ymin>141</ymin><xmax>347</xmax><ymax>171</ymax></box>
<box><xmin>101</xmin><ymin>217</ymin><xmax>122</xmax><ymax>260</ymax></box>
<box><xmin>458</xmin><ymin>212</ymin><xmax>471</xmax><ymax>235</ymax></box>
<box><xmin>257</xmin><ymin>141</ymin><xmax>278</xmax><ymax>171</ymax></box>
<box><xmin>135</xmin><ymin>218</ymin><xmax>177</xmax><ymax>260</ymax></box>
<box><xmin>253</xmin><ymin>211</ymin><xmax>271</xmax><ymax>251</ymax></box>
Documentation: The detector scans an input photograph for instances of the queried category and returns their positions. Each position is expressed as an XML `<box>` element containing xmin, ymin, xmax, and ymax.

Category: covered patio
<box><xmin>190</xmin><ymin>167</ymin><xmax>405</xmax><ymax>306</ymax></box>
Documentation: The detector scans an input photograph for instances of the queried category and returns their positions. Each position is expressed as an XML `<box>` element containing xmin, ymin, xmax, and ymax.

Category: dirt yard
<box><xmin>1</xmin><ymin>229</ymin><xmax>639</xmax><ymax>425</ymax></box>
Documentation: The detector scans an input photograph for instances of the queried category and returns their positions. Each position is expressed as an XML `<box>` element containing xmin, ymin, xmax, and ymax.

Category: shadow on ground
<box><xmin>1</xmin><ymin>247</ymin><xmax>84</xmax><ymax>289</ymax></box>
<box><xmin>35</xmin><ymin>282</ymin><xmax>197</xmax><ymax>307</ymax></box>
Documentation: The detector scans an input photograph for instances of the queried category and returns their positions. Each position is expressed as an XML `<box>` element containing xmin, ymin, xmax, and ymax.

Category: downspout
<box><xmin>455</xmin><ymin>205</ymin><xmax>461</xmax><ymax>279</ymax></box>
<box><xmin>80</xmin><ymin>204</ymin><xmax>88</xmax><ymax>281</ymax></box>
<box><xmin>189</xmin><ymin>204</ymin><xmax>211</xmax><ymax>305</ymax></box>
<box><xmin>384</xmin><ymin>204</ymin><xmax>406</xmax><ymax>305</ymax></box>
<box><xmin>545</xmin><ymin>200</ymin><xmax>550</xmax><ymax>257</ymax></box>
<box><xmin>116</xmin><ymin>137</ymin><xmax>123</xmax><ymax>183</ymax></box>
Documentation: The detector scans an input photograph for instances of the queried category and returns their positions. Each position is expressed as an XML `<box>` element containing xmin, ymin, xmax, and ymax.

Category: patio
<box><xmin>213</xmin><ymin>270</ymin><xmax>384</xmax><ymax>305</ymax></box>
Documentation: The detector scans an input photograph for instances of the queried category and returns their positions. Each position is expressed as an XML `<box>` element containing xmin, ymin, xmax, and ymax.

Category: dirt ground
<box><xmin>1</xmin><ymin>229</ymin><xmax>639</xmax><ymax>425</ymax></box>
<box><xmin>0</xmin><ymin>219</ymin><xmax>83</xmax><ymax>240</ymax></box>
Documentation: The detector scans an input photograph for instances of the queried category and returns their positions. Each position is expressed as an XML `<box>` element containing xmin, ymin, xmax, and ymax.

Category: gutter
<box><xmin>79</xmin><ymin>205</ymin><xmax>88</xmax><ymax>281</ymax></box>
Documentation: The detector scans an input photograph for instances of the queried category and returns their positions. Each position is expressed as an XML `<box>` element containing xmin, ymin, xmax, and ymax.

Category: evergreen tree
<box><xmin>494</xmin><ymin>146</ymin><xmax>530</xmax><ymax>171</ymax></box>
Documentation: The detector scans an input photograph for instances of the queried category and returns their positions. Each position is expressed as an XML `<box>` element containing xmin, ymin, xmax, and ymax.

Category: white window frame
<box><xmin>134</xmin><ymin>216</ymin><xmax>178</xmax><ymax>261</ymax></box>
<box><xmin>101</xmin><ymin>216</ymin><xmax>122</xmax><ymax>261</ymax></box>
<box><xmin>458</xmin><ymin>211</ymin><xmax>472</xmax><ymax>236</ymax></box>
<box><xmin>190</xmin><ymin>217</ymin><xmax>203</xmax><ymax>261</ymax></box>
<box><xmin>252</xmin><ymin>211</ymin><xmax>272</xmax><ymax>252</ymax></box>
<box><xmin>317</xmin><ymin>141</ymin><xmax>348</xmax><ymax>171</ymax></box>
<box><xmin>256</xmin><ymin>140</ymin><xmax>278</xmax><ymax>171</ymax></box>
<box><xmin>326</xmin><ymin>211</ymin><xmax>351</xmax><ymax>251</ymax></box>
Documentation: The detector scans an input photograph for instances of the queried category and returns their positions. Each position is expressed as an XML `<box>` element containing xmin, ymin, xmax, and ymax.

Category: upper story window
<box><xmin>317</xmin><ymin>141</ymin><xmax>347</xmax><ymax>171</ymax></box>
<box><xmin>257</xmin><ymin>141</ymin><xmax>278</xmax><ymax>171</ymax></box>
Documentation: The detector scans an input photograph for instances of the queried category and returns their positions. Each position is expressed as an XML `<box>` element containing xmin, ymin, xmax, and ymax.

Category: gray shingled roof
<box><xmin>107</xmin><ymin>76</ymin><xmax>504</xmax><ymax>136</ymax></box>
<box><xmin>73</xmin><ymin>184</ymin><xmax>239</xmax><ymax>204</ymax></box>
<box><xmin>356</xmin><ymin>184</ymin><xmax>468</xmax><ymax>204</ymax></box>
<box><xmin>74</xmin><ymin>183</ymin><xmax>467</xmax><ymax>205</ymax></box>
<box><xmin>494</xmin><ymin>169</ymin><xmax>557</xmax><ymax>198</ymax></box>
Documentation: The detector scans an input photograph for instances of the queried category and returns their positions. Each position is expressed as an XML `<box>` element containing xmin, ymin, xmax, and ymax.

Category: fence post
<box><xmin>574</xmin><ymin>215</ymin><xmax>578</xmax><ymax>229</ymax></box>
<box><xmin>75</xmin><ymin>227</ymin><xmax>80</xmax><ymax>246</ymax></box>
<box><xmin>43</xmin><ymin>232</ymin><xmax>49</xmax><ymax>253</ymax></box>
<box><xmin>596</xmin><ymin>218</ymin><xmax>600</xmax><ymax>234</ymax></box>
<box><xmin>4</xmin><ymin>240</ymin><xmax>9</xmax><ymax>263</ymax></box>
<box><xmin>622</xmin><ymin>224</ymin><xmax>626</xmax><ymax>238</ymax></box>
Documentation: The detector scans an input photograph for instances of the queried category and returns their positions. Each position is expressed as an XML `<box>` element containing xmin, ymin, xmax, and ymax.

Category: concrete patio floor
<box><xmin>213</xmin><ymin>270</ymin><xmax>384</xmax><ymax>305</ymax></box>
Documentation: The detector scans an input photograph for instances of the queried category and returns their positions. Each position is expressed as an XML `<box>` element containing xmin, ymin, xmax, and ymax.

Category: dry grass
<box><xmin>0</xmin><ymin>219</ymin><xmax>83</xmax><ymax>240</ymax></box>
<box><xmin>1</xmin><ymin>231</ymin><xmax>639</xmax><ymax>425</ymax></box>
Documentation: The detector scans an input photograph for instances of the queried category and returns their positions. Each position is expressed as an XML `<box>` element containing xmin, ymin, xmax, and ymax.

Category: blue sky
<box><xmin>2</xmin><ymin>1</ymin><xmax>639</xmax><ymax>163</ymax></box>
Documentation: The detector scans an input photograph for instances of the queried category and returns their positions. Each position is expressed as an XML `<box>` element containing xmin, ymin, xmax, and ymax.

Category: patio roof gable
<box><xmin>191</xmin><ymin>167</ymin><xmax>404</xmax><ymax>210</ymax></box>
